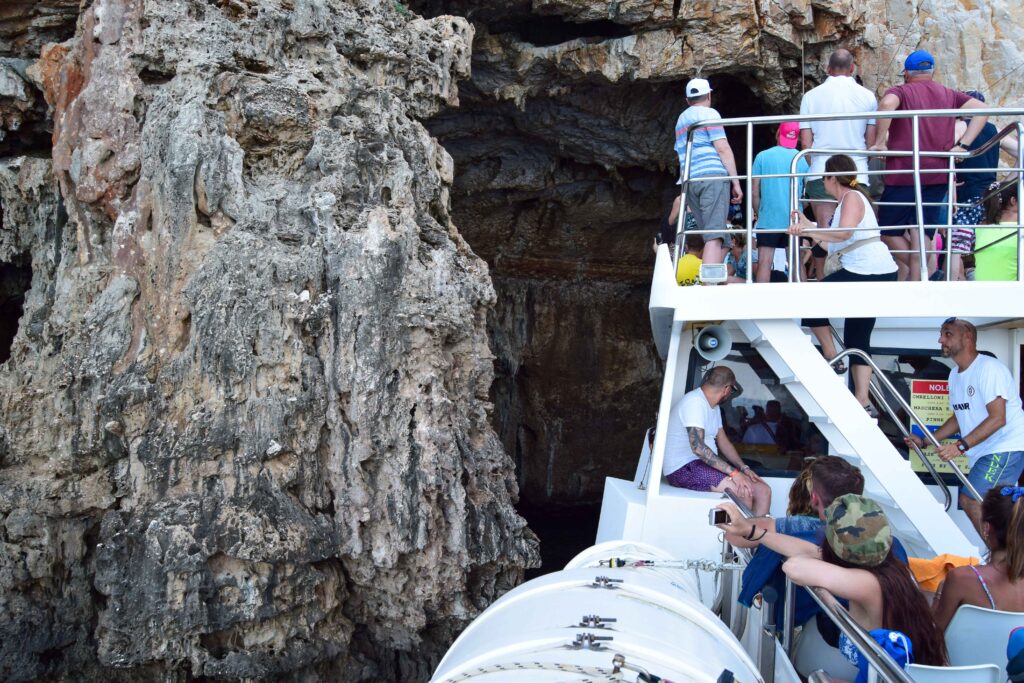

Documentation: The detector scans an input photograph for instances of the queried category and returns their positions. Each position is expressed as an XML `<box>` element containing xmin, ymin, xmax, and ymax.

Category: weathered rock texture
<box><xmin>0</xmin><ymin>1</ymin><xmax>537</xmax><ymax>681</ymax></box>
<box><xmin>415</xmin><ymin>0</ymin><xmax>1024</xmax><ymax>504</ymax></box>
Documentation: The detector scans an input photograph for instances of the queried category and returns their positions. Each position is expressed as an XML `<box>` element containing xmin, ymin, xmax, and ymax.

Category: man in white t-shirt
<box><xmin>662</xmin><ymin>366</ymin><xmax>772</xmax><ymax>515</ymax></box>
<box><xmin>798</xmin><ymin>49</ymin><xmax>877</xmax><ymax>233</ymax></box>
<box><xmin>907</xmin><ymin>318</ymin><xmax>1024</xmax><ymax>536</ymax></box>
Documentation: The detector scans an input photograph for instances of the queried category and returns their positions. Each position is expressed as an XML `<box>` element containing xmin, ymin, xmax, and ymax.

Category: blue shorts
<box><xmin>878</xmin><ymin>184</ymin><xmax>946</xmax><ymax>239</ymax></box>
<box><xmin>967</xmin><ymin>451</ymin><xmax>1024</xmax><ymax>496</ymax></box>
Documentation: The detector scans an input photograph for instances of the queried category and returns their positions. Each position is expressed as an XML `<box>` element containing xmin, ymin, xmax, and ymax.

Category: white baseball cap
<box><xmin>685</xmin><ymin>78</ymin><xmax>712</xmax><ymax>98</ymax></box>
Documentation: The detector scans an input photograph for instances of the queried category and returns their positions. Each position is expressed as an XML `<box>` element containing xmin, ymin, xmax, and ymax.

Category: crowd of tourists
<box><xmin>667</xmin><ymin>48</ymin><xmax>1020</xmax><ymax>287</ymax></box>
<box><xmin>659</xmin><ymin>316</ymin><xmax>1024</xmax><ymax>678</ymax></box>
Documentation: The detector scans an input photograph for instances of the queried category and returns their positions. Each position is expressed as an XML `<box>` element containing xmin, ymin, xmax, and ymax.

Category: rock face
<box><xmin>0</xmin><ymin>1</ymin><xmax>537</xmax><ymax>681</ymax></box>
<box><xmin>415</xmin><ymin>0</ymin><xmax>1024</xmax><ymax>504</ymax></box>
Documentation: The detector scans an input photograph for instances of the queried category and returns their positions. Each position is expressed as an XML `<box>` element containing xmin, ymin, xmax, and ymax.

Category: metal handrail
<box><xmin>828</xmin><ymin>348</ymin><xmax>982</xmax><ymax>501</ymax></box>
<box><xmin>823</xmin><ymin>327</ymin><xmax>954</xmax><ymax>510</ymax></box>
<box><xmin>724</xmin><ymin>492</ymin><xmax>914</xmax><ymax>682</ymax></box>
<box><xmin>673</xmin><ymin>108</ymin><xmax>1024</xmax><ymax>283</ymax></box>
<box><xmin>867</xmin><ymin>376</ymin><xmax>954</xmax><ymax>511</ymax></box>
<box><xmin>806</xmin><ymin>586</ymin><xmax>915</xmax><ymax>683</ymax></box>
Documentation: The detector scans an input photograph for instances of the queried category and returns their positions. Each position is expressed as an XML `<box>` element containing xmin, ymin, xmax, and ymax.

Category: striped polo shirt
<box><xmin>674</xmin><ymin>105</ymin><xmax>727</xmax><ymax>178</ymax></box>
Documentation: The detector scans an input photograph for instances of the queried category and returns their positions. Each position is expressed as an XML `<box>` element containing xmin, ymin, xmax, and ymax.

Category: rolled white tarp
<box><xmin>431</xmin><ymin>540</ymin><xmax>762</xmax><ymax>683</ymax></box>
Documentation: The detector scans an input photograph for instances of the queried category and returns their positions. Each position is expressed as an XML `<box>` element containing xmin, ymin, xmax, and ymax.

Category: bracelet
<box><xmin>753</xmin><ymin>528</ymin><xmax>769</xmax><ymax>542</ymax></box>
<box><xmin>745</xmin><ymin>524</ymin><xmax>759</xmax><ymax>541</ymax></box>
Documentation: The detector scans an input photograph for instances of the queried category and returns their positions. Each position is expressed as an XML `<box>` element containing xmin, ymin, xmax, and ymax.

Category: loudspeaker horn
<box><xmin>694</xmin><ymin>324</ymin><xmax>732</xmax><ymax>362</ymax></box>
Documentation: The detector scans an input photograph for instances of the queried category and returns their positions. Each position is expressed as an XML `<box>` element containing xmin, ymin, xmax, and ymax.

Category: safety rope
<box><xmin>437</xmin><ymin>661</ymin><xmax>623</xmax><ymax>682</ymax></box>
<box><xmin>598</xmin><ymin>558</ymin><xmax>744</xmax><ymax>572</ymax></box>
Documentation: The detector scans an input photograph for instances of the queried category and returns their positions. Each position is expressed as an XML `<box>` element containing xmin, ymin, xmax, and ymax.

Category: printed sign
<box><xmin>908</xmin><ymin>379</ymin><xmax>969</xmax><ymax>473</ymax></box>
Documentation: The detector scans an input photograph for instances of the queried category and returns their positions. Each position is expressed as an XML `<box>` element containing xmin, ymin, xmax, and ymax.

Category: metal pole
<box><xmin>946</xmin><ymin>156</ymin><xmax>955</xmax><ymax>280</ymax></box>
<box><xmin>790</xmin><ymin>152</ymin><xmax>802</xmax><ymax>283</ymax></box>
<box><xmin>782</xmin><ymin>577</ymin><xmax>797</xmax><ymax>655</ymax></box>
<box><xmin>759</xmin><ymin>585</ymin><xmax>778</xmax><ymax>683</ymax></box>
<box><xmin>1017</xmin><ymin>122</ymin><xmax>1023</xmax><ymax>282</ymax></box>
<box><xmin>746</xmin><ymin>121</ymin><xmax>754</xmax><ymax>282</ymax></box>
<box><xmin>676</xmin><ymin>133</ymin><xmax>696</xmax><ymax>266</ymax></box>
<box><xmin>912</xmin><ymin>116</ymin><xmax>928</xmax><ymax>281</ymax></box>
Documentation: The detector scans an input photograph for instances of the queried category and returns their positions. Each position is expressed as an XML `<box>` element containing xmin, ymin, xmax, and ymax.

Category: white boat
<box><xmin>431</xmin><ymin>108</ymin><xmax>1024</xmax><ymax>683</ymax></box>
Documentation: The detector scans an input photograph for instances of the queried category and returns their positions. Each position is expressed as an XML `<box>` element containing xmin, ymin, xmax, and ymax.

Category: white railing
<box><xmin>675</xmin><ymin>108</ymin><xmax>1024</xmax><ymax>282</ymax></box>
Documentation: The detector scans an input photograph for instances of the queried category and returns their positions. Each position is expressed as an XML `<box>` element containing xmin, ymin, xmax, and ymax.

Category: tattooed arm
<box><xmin>686</xmin><ymin>426</ymin><xmax>733</xmax><ymax>474</ymax></box>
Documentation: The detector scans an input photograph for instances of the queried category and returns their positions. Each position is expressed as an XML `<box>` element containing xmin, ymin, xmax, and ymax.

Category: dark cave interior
<box><xmin>411</xmin><ymin>1</ymin><xmax>785</xmax><ymax>572</ymax></box>
<box><xmin>0</xmin><ymin>252</ymin><xmax>31</xmax><ymax>365</ymax></box>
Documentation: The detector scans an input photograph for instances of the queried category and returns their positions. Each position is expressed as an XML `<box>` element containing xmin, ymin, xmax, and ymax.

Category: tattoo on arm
<box><xmin>686</xmin><ymin>426</ymin><xmax>731</xmax><ymax>473</ymax></box>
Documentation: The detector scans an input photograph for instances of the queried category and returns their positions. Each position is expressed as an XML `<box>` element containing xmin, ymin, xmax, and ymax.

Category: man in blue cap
<box><xmin>870</xmin><ymin>49</ymin><xmax>987</xmax><ymax>280</ymax></box>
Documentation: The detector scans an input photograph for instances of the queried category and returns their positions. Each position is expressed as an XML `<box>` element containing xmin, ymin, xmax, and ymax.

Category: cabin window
<box><xmin>687</xmin><ymin>346</ymin><xmax>955</xmax><ymax>481</ymax></box>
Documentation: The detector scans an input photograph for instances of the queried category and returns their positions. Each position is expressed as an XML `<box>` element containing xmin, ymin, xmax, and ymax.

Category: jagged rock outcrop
<box><xmin>0</xmin><ymin>1</ymin><xmax>537</xmax><ymax>681</ymax></box>
<box><xmin>416</xmin><ymin>0</ymin><xmax>1024</xmax><ymax>504</ymax></box>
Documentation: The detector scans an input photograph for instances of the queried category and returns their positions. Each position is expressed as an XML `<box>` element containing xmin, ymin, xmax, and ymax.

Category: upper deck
<box><xmin>660</xmin><ymin>107</ymin><xmax>1024</xmax><ymax>337</ymax></box>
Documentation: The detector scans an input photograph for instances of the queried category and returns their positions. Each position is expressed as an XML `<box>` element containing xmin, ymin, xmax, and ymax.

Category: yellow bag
<box><xmin>676</xmin><ymin>254</ymin><xmax>702</xmax><ymax>286</ymax></box>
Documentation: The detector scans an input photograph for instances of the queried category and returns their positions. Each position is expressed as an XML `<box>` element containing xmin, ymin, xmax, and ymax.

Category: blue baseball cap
<box><xmin>904</xmin><ymin>50</ymin><xmax>935</xmax><ymax>72</ymax></box>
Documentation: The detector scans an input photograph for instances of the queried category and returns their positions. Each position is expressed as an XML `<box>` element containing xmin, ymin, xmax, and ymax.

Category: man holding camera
<box><xmin>662</xmin><ymin>366</ymin><xmax>772</xmax><ymax>515</ymax></box>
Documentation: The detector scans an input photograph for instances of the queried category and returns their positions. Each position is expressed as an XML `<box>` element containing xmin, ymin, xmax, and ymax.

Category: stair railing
<box><xmin>824</xmin><ymin>324</ymin><xmax>960</xmax><ymax>510</ymax></box>
<box><xmin>827</xmin><ymin>347</ymin><xmax>982</xmax><ymax>503</ymax></box>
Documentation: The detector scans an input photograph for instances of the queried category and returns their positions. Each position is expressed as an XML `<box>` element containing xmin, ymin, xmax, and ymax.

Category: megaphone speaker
<box><xmin>695</xmin><ymin>325</ymin><xmax>732</xmax><ymax>361</ymax></box>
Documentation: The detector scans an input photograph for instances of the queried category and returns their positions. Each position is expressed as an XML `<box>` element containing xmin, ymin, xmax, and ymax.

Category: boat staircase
<box><xmin>736</xmin><ymin>317</ymin><xmax>978</xmax><ymax>558</ymax></box>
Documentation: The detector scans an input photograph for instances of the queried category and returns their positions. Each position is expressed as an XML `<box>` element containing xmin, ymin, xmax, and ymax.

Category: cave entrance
<box><xmin>0</xmin><ymin>253</ymin><xmax>31</xmax><ymax>364</ymax></box>
<box><xmin>700</xmin><ymin>73</ymin><xmax>776</xmax><ymax>174</ymax></box>
<box><xmin>419</xmin><ymin>0</ymin><xmax>789</xmax><ymax>574</ymax></box>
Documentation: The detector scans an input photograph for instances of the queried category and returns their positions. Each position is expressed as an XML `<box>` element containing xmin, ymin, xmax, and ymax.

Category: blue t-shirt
<box><xmin>753</xmin><ymin>145</ymin><xmax>809</xmax><ymax>230</ymax></box>
<box><xmin>675</xmin><ymin>106</ymin><xmax>728</xmax><ymax>178</ymax></box>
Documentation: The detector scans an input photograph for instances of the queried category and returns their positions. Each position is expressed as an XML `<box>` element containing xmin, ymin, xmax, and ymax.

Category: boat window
<box><xmin>687</xmin><ymin>346</ymin><xmax>956</xmax><ymax>479</ymax></box>
<box><xmin>687</xmin><ymin>345</ymin><xmax>824</xmax><ymax>475</ymax></box>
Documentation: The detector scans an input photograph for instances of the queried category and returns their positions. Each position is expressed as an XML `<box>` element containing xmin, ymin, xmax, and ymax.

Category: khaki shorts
<box><xmin>685</xmin><ymin>177</ymin><xmax>730</xmax><ymax>244</ymax></box>
<box><xmin>803</xmin><ymin>178</ymin><xmax>830</xmax><ymax>201</ymax></box>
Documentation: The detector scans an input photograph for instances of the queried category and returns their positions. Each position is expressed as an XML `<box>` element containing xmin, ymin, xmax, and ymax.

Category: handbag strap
<box><xmin>834</xmin><ymin>235</ymin><xmax>880</xmax><ymax>256</ymax></box>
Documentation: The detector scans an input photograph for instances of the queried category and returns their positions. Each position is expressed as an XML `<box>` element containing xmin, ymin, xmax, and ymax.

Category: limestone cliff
<box><xmin>0</xmin><ymin>1</ymin><xmax>537</xmax><ymax>681</ymax></box>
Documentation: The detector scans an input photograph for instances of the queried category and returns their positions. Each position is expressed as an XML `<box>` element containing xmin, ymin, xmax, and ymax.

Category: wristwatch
<box><xmin>955</xmin><ymin>439</ymin><xmax>969</xmax><ymax>454</ymax></box>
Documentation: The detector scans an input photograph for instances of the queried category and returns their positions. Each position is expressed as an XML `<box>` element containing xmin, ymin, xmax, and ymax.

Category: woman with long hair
<box><xmin>788</xmin><ymin>154</ymin><xmax>899</xmax><ymax>413</ymax></box>
<box><xmin>933</xmin><ymin>486</ymin><xmax>1024</xmax><ymax>630</ymax></box>
<box><xmin>781</xmin><ymin>494</ymin><xmax>949</xmax><ymax>673</ymax></box>
<box><xmin>787</xmin><ymin>461</ymin><xmax>816</xmax><ymax>518</ymax></box>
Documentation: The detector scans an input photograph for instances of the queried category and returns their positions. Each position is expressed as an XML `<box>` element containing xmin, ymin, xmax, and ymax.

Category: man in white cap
<box><xmin>674</xmin><ymin>77</ymin><xmax>742</xmax><ymax>268</ymax></box>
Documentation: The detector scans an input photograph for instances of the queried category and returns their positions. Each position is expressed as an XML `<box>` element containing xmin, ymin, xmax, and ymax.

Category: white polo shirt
<box><xmin>948</xmin><ymin>354</ymin><xmax>1024</xmax><ymax>467</ymax></box>
<box><xmin>799</xmin><ymin>76</ymin><xmax>877</xmax><ymax>182</ymax></box>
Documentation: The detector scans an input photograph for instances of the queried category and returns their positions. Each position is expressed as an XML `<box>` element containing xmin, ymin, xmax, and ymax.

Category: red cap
<box><xmin>779</xmin><ymin>122</ymin><xmax>800</xmax><ymax>148</ymax></box>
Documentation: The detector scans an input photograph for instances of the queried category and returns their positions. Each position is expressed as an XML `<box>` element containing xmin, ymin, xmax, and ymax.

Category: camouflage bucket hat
<box><xmin>824</xmin><ymin>494</ymin><xmax>892</xmax><ymax>567</ymax></box>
